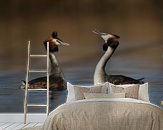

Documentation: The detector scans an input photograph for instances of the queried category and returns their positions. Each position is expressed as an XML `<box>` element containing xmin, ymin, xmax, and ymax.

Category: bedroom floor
<box><xmin>0</xmin><ymin>122</ymin><xmax>43</xmax><ymax>130</ymax></box>
<box><xmin>0</xmin><ymin>113</ymin><xmax>45</xmax><ymax>130</ymax></box>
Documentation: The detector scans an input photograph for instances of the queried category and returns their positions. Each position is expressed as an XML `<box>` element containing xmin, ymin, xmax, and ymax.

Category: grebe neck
<box><xmin>94</xmin><ymin>47</ymin><xmax>114</xmax><ymax>85</ymax></box>
<box><xmin>49</xmin><ymin>53</ymin><xmax>64</xmax><ymax>78</ymax></box>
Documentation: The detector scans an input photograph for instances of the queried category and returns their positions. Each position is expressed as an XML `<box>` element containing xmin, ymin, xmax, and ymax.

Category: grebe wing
<box><xmin>107</xmin><ymin>75</ymin><xmax>144</xmax><ymax>85</ymax></box>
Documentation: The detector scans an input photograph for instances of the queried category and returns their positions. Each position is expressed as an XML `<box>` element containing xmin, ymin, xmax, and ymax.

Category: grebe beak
<box><xmin>92</xmin><ymin>29</ymin><xmax>108</xmax><ymax>35</ymax></box>
<box><xmin>92</xmin><ymin>30</ymin><xmax>101</xmax><ymax>35</ymax></box>
<box><xmin>92</xmin><ymin>29</ymin><xmax>120</xmax><ymax>39</ymax></box>
<box><xmin>56</xmin><ymin>39</ymin><xmax>70</xmax><ymax>46</ymax></box>
<box><xmin>60</xmin><ymin>41</ymin><xmax>70</xmax><ymax>46</ymax></box>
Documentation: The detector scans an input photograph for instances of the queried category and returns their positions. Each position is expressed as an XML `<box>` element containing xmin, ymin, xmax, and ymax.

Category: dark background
<box><xmin>0</xmin><ymin>0</ymin><xmax>163</xmax><ymax>69</ymax></box>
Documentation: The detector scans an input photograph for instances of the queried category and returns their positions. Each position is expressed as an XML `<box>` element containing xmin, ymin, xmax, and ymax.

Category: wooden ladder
<box><xmin>24</xmin><ymin>41</ymin><xmax>50</xmax><ymax>124</ymax></box>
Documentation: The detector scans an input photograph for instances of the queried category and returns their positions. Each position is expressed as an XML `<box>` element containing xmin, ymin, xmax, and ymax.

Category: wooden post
<box><xmin>24</xmin><ymin>41</ymin><xmax>30</xmax><ymax>124</ymax></box>
<box><xmin>46</xmin><ymin>42</ymin><xmax>49</xmax><ymax>116</ymax></box>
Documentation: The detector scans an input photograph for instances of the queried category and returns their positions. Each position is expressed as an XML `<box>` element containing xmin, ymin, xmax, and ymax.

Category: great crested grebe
<box><xmin>93</xmin><ymin>30</ymin><xmax>144</xmax><ymax>85</ymax></box>
<box><xmin>21</xmin><ymin>32</ymin><xmax>69</xmax><ymax>90</ymax></box>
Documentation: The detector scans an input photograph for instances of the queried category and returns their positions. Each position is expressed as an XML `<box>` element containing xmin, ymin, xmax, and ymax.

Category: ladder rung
<box><xmin>28</xmin><ymin>89</ymin><xmax>47</xmax><ymax>91</ymax></box>
<box><xmin>27</xmin><ymin>104</ymin><xmax>47</xmax><ymax>107</ymax></box>
<box><xmin>29</xmin><ymin>70</ymin><xmax>47</xmax><ymax>73</ymax></box>
<box><xmin>30</xmin><ymin>55</ymin><xmax>47</xmax><ymax>58</ymax></box>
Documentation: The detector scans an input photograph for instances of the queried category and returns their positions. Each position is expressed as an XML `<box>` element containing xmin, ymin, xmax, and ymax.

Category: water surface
<box><xmin>0</xmin><ymin>40</ymin><xmax>162</xmax><ymax>112</ymax></box>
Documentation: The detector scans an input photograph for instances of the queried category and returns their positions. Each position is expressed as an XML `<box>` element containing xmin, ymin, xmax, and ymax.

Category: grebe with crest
<box><xmin>21</xmin><ymin>32</ymin><xmax>70</xmax><ymax>90</ymax></box>
<box><xmin>93</xmin><ymin>30</ymin><xmax>144</xmax><ymax>85</ymax></box>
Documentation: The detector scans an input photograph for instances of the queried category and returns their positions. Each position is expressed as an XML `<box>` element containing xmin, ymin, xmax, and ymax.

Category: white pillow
<box><xmin>109</xmin><ymin>84</ymin><xmax>139</xmax><ymax>99</ymax></box>
<box><xmin>66</xmin><ymin>82</ymin><xmax>99</xmax><ymax>103</ymax></box>
<box><xmin>74</xmin><ymin>86</ymin><xmax>102</xmax><ymax>100</ymax></box>
<box><xmin>107</xmin><ymin>82</ymin><xmax>149</xmax><ymax>102</ymax></box>
<box><xmin>138</xmin><ymin>83</ymin><xmax>149</xmax><ymax>102</ymax></box>
<box><xmin>66</xmin><ymin>82</ymin><xmax>75</xmax><ymax>103</ymax></box>
<box><xmin>98</xmin><ymin>82</ymin><xmax>111</xmax><ymax>93</ymax></box>
<box><xmin>66</xmin><ymin>82</ymin><xmax>110</xmax><ymax>103</ymax></box>
<box><xmin>84</xmin><ymin>92</ymin><xmax>126</xmax><ymax>99</ymax></box>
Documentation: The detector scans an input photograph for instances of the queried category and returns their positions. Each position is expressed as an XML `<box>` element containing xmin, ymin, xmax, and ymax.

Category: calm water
<box><xmin>0</xmin><ymin>40</ymin><xmax>162</xmax><ymax>112</ymax></box>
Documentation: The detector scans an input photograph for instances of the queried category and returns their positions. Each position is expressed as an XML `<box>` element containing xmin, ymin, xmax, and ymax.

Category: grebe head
<box><xmin>103</xmin><ymin>34</ymin><xmax>120</xmax><ymax>51</ymax></box>
<box><xmin>44</xmin><ymin>32</ymin><xmax>70</xmax><ymax>53</ymax></box>
<box><xmin>52</xmin><ymin>31</ymin><xmax>58</xmax><ymax>38</ymax></box>
<box><xmin>92</xmin><ymin>29</ymin><xmax>120</xmax><ymax>43</ymax></box>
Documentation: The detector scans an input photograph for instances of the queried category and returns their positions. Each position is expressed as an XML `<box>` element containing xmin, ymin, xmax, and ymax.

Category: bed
<box><xmin>42</xmin><ymin>98</ymin><xmax>163</xmax><ymax>130</ymax></box>
<box><xmin>24</xmin><ymin>82</ymin><xmax>163</xmax><ymax>130</ymax></box>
